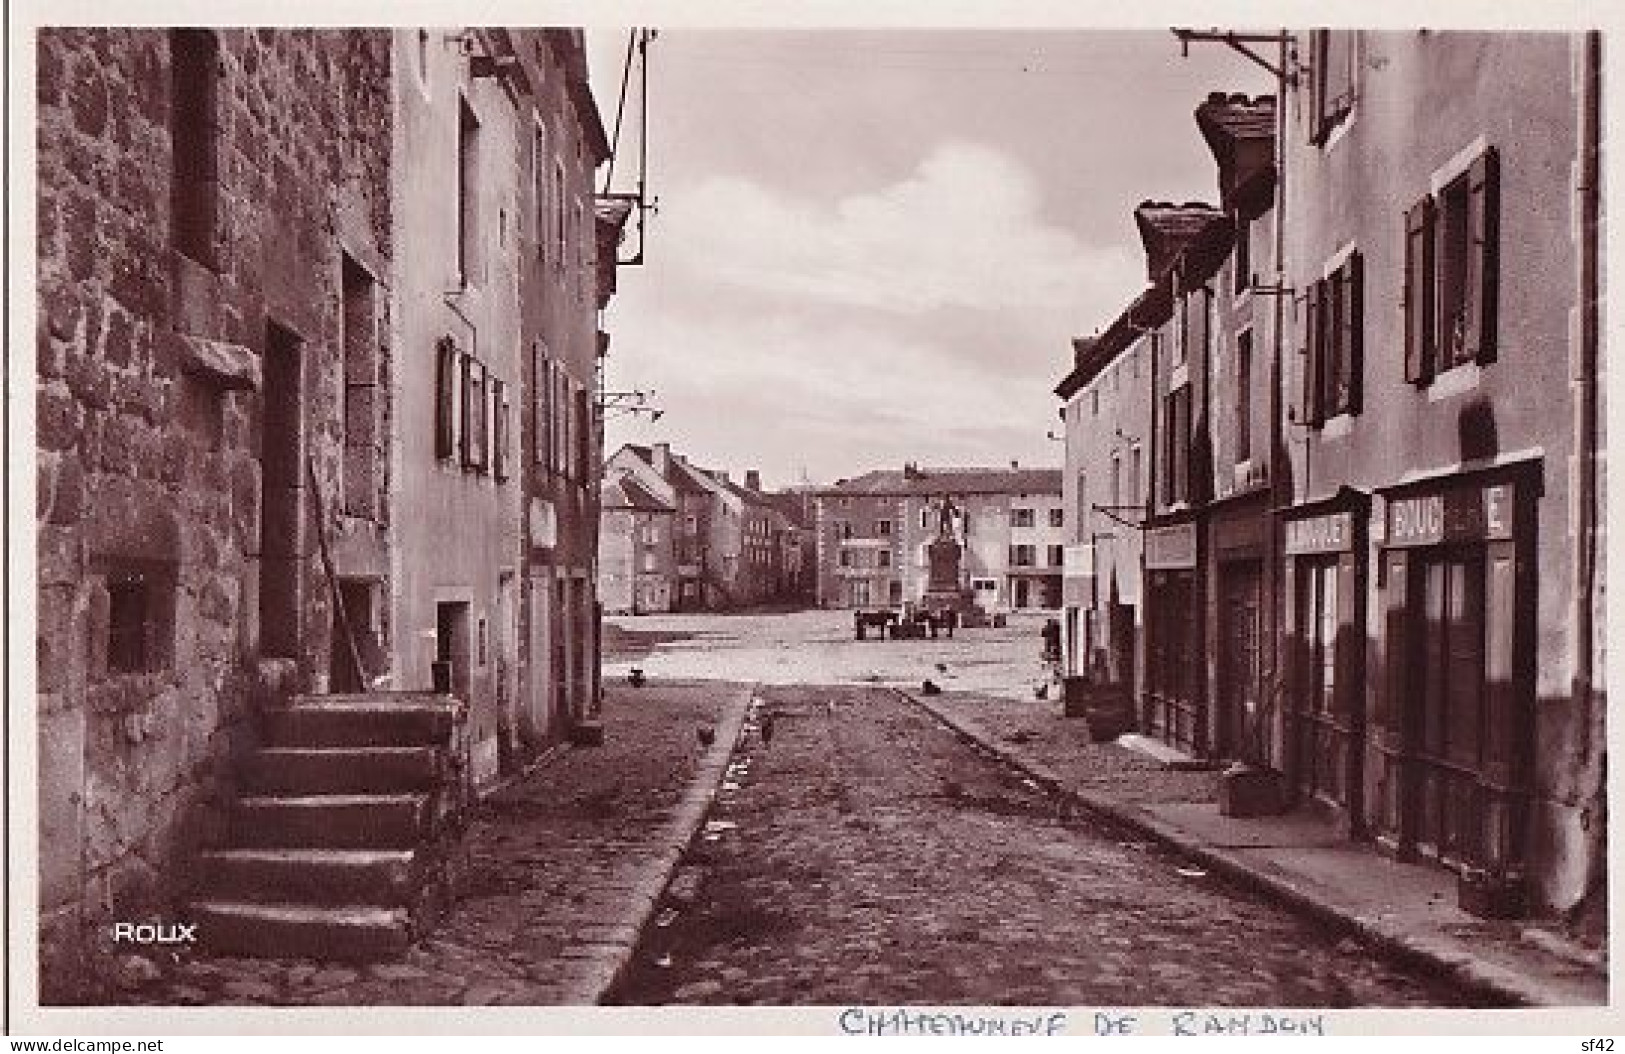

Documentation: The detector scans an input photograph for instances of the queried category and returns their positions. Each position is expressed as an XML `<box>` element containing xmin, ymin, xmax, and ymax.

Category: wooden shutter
<box><xmin>435</xmin><ymin>337</ymin><xmax>456</xmax><ymax>460</ymax></box>
<box><xmin>492</xmin><ymin>379</ymin><xmax>509</xmax><ymax>482</ymax></box>
<box><xmin>459</xmin><ymin>353</ymin><xmax>474</xmax><ymax>468</ymax></box>
<box><xmin>1465</xmin><ymin>147</ymin><xmax>1501</xmax><ymax>365</ymax></box>
<box><xmin>1302</xmin><ymin>281</ymin><xmax>1325</xmax><ymax>426</ymax></box>
<box><xmin>1342</xmin><ymin>251</ymin><xmax>1364</xmax><ymax>416</ymax></box>
<box><xmin>1403</xmin><ymin>197</ymin><xmax>1436</xmax><ymax>384</ymax></box>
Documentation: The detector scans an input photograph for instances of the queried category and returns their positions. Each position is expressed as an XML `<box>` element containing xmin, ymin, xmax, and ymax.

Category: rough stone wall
<box><xmin>36</xmin><ymin>28</ymin><xmax>393</xmax><ymax>1003</ymax></box>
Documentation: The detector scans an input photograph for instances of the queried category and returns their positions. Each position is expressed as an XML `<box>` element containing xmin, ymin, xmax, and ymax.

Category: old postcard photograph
<box><xmin>7</xmin><ymin>0</ymin><xmax>1620</xmax><ymax>1038</ymax></box>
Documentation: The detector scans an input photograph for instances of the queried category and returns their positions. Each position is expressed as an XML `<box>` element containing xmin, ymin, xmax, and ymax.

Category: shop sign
<box><xmin>1145</xmin><ymin>523</ymin><xmax>1197</xmax><ymax>569</ymax></box>
<box><xmin>1386</xmin><ymin>484</ymin><xmax>1515</xmax><ymax>548</ymax></box>
<box><xmin>1285</xmin><ymin>512</ymin><xmax>1352</xmax><ymax>555</ymax></box>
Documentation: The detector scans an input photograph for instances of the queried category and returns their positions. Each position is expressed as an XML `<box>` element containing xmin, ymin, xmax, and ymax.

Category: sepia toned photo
<box><xmin>12</xmin><ymin>8</ymin><xmax>1612</xmax><ymax>1036</ymax></box>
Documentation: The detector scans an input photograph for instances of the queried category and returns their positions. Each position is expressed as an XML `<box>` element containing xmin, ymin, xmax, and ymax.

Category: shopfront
<box><xmin>1144</xmin><ymin>521</ymin><xmax>1202</xmax><ymax>756</ymax></box>
<box><xmin>1280</xmin><ymin>490</ymin><xmax>1369</xmax><ymax>831</ymax></box>
<box><xmin>1206</xmin><ymin>496</ymin><xmax>1272</xmax><ymax>767</ymax></box>
<box><xmin>1371</xmin><ymin>468</ymin><xmax>1534</xmax><ymax>898</ymax></box>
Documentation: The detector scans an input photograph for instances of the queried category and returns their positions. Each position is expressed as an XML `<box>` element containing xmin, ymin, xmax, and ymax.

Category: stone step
<box><xmin>191</xmin><ymin>900</ymin><xmax>411</xmax><ymax>962</ymax></box>
<box><xmin>244</xmin><ymin>747</ymin><xmax>445</xmax><ymax>794</ymax></box>
<box><xmin>264</xmin><ymin>701</ymin><xmax>457</xmax><ymax>748</ymax></box>
<box><xmin>196</xmin><ymin>848</ymin><xmax>419</xmax><ymax>906</ymax></box>
<box><xmin>231</xmin><ymin>794</ymin><xmax>429</xmax><ymax>849</ymax></box>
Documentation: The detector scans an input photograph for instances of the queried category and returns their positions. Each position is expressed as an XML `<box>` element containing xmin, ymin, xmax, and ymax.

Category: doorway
<box><xmin>329</xmin><ymin>578</ymin><xmax>375</xmax><ymax>692</ymax></box>
<box><xmin>435</xmin><ymin>601</ymin><xmax>471</xmax><ymax>702</ymax></box>
<box><xmin>1409</xmin><ymin>549</ymin><xmax>1487</xmax><ymax>867</ymax></box>
<box><xmin>1218</xmin><ymin>561</ymin><xmax>1265</xmax><ymax>763</ymax></box>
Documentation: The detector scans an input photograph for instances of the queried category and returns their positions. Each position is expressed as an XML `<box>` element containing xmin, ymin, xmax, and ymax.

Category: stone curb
<box><xmin>581</xmin><ymin>681</ymin><xmax>757</xmax><ymax>1005</ymax></box>
<box><xmin>898</xmin><ymin>688</ymin><xmax>1596</xmax><ymax>1010</ymax></box>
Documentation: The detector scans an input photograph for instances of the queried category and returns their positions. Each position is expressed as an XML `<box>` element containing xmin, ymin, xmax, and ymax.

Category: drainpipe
<box><xmin>1268</xmin><ymin>32</ymin><xmax>1291</xmax><ymax>788</ymax></box>
<box><xmin>1574</xmin><ymin>30</ymin><xmax>1603</xmax><ymax>910</ymax></box>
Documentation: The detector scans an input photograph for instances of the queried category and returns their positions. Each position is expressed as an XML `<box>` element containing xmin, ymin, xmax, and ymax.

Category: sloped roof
<box><xmin>602</xmin><ymin>475</ymin><xmax>673</xmax><ymax>513</ymax></box>
<box><xmin>1195</xmin><ymin>92</ymin><xmax>1278</xmax><ymax>218</ymax></box>
<box><xmin>821</xmin><ymin>466</ymin><xmax>1062</xmax><ymax>498</ymax></box>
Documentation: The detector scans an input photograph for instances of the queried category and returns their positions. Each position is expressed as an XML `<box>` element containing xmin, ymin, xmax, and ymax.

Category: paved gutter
<box><xmin>900</xmin><ymin>686</ymin><xmax>1600</xmax><ymax>1009</ymax></box>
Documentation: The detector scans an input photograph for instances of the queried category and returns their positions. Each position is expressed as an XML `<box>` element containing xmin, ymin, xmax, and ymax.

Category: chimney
<box><xmin>745</xmin><ymin>469</ymin><xmax>761</xmax><ymax>492</ymax></box>
<box><xmin>651</xmin><ymin>442</ymin><xmax>671</xmax><ymax>476</ymax></box>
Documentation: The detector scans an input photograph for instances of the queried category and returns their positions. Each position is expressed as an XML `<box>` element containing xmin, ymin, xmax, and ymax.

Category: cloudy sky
<box><xmin>589</xmin><ymin>30</ymin><xmax>1270</xmax><ymax>490</ymax></box>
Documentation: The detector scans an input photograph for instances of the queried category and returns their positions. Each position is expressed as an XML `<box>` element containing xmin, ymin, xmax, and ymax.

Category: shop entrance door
<box><xmin>1410</xmin><ymin>550</ymin><xmax>1486</xmax><ymax>867</ymax></box>
<box><xmin>1219</xmin><ymin>562</ymin><xmax>1265</xmax><ymax>763</ymax></box>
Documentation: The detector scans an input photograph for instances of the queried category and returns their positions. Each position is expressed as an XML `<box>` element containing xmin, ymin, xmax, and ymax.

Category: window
<box><xmin>341</xmin><ymin>254</ymin><xmax>378</xmax><ymax>516</ymax></box>
<box><xmin>107</xmin><ymin>574</ymin><xmax>150</xmax><ymax>673</ymax></box>
<box><xmin>1011</xmin><ymin>508</ymin><xmax>1035</xmax><ymax>528</ymax></box>
<box><xmin>877</xmin><ymin>519</ymin><xmax>892</xmax><ymax>536</ymax></box>
<box><xmin>573</xmin><ymin>381</ymin><xmax>591</xmax><ymax>480</ymax></box>
<box><xmin>1405</xmin><ymin>150</ymin><xmax>1500</xmax><ymax>383</ymax></box>
<box><xmin>1307</xmin><ymin>30</ymin><xmax>1357</xmax><ymax>145</ymax></box>
<box><xmin>457</xmin><ymin>97</ymin><xmax>480</xmax><ymax>285</ymax></box>
<box><xmin>1010</xmin><ymin>544</ymin><xmax>1036</xmax><ymax>568</ymax></box>
<box><xmin>1047</xmin><ymin>544</ymin><xmax>1064</xmax><ymax>568</ymax></box>
<box><xmin>919</xmin><ymin>507</ymin><xmax>931</xmax><ymax>530</ymax></box>
<box><xmin>1302</xmin><ymin>252</ymin><xmax>1363</xmax><ymax>424</ymax></box>
<box><xmin>1048</xmin><ymin>508</ymin><xmax>1065</xmax><ymax>529</ymax></box>
<box><xmin>1161</xmin><ymin>385</ymin><xmax>1191</xmax><ymax>505</ymax></box>
<box><xmin>533</xmin><ymin>122</ymin><xmax>549</xmax><ymax>258</ymax></box>
<box><xmin>1110</xmin><ymin>453</ymin><xmax>1122</xmax><ymax>508</ymax></box>
<box><xmin>1075</xmin><ymin>471</ymin><xmax>1088</xmax><ymax>543</ymax></box>
<box><xmin>553</xmin><ymin>159</ymin><xmax>567</xmax><ymax>272</ymax></box>
<box><xmin>435</xmin><ymin>337</ymin><xmax>458</xmax><ymax>460</ymax></box>
<box><xmin>1234</xmin><ymin>215</ymin><xmax>1251</xmax><ymax>296</ymax></box>
<box><xmin>492</xmin><ymin>379</ymin><xmax>510</xmax><ymax>482</ymax></box>
<box><xmin>841</xmin><ymin>522</ymin><xmax>854</xmax><ymax>540</ymax></box>
<box><xmin>878</xmin><ymin>550</ymin><xmax>892</xmax><ymax>568</ymax></box>
<box><xmin>1235</xmin><ymin>329</ymin><xmax>1253</xmax><ymax>462</ymax></box>
<box><xmin>839</xmin><ymin>551</ymin><xmax>852</xmax><ymax>568</ymax></box>
<box><xmin>533</xmin><ymin>345</ymin><xmax>552</xmax><ymax>467</ymax></box>
<box><xmin>1130</xmin><ymin>446</ymin><xmax>1142</xmax><ymax>507</ymax></box>
<box><xmin>1301</xmin><ymin>560</ymin><xmax>1340</xmax><ymax>715</ymax></box>
<box><xmin>170</xmin><ymin>29</ymin><xmax>221</xmax><ymax>266</ymax></box>
<box><xmin>460</xmin><ymin>354</ymin><xmax>487</xmax><ymax>471</ymax></box>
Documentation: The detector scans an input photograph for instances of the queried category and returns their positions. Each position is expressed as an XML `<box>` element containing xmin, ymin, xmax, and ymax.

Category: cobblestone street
<box><xmin>122</xmin><ymin>677</ymin><xmax>747</xmax><ymax>1006</ymax></box>
<box><xmin>607</xmin><ymin>678</ymin><xmax>1481</xmax><ymax>1007</ymax></box>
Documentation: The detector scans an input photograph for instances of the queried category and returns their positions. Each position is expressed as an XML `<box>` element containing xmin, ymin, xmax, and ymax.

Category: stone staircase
<box><xmin>190</xmin><ymin>692</ymin><xmax>470</xmax><ymax>962</ymax></box>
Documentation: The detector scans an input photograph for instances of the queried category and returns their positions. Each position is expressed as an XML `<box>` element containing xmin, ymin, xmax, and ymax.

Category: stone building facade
<box><xmin>36</xmin><ymin>27</ymin><xmax>397</xmax><ymax>1001</ymax></box>
<box><xmin>34</xmin><ymin>26</ymin><xmax>619</xmax><ymax>1002</ymax></box>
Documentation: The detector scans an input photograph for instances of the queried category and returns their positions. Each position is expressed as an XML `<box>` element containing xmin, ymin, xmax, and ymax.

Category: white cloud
<box><xmin>658</xmin><ymin>140</ymin><xmax>1141</xmax><ymax>318</ymax></box>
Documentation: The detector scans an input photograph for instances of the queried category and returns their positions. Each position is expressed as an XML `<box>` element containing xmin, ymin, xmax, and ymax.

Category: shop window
<box><xmin>1405</xmin><ymin>149</ymin><xmax>1500</xmax><ymax>383</ymax></box>
<box><xmin>1307</xmin><ymin>30</ymin><xmax>1357</xmax><ymax>146</ymax></box>
<box><xmin>1414</xmin><ymin>551</ymin><xmax>1488</xmax><ymax>864</ymax></box>
<box><xmin>1300</xmin><ymin>559</ymin><xmax>1340</xmax><ymax>714</ymax></box>
<box><xmin>170</xmin><ymin>29</ymin><xmax>221</xmax><ymax>267</ymax></box>
<box><xmin>1302</xmin><ymin>252</ymin><xmax>1364</xmax><ymax>425</ymax></box>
